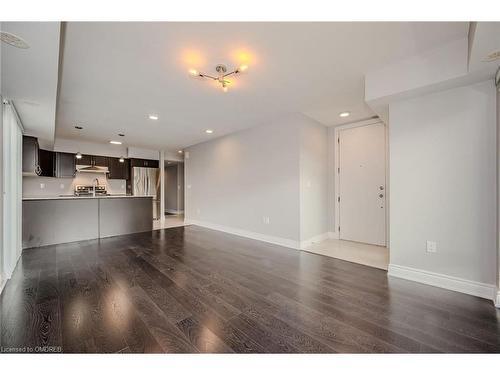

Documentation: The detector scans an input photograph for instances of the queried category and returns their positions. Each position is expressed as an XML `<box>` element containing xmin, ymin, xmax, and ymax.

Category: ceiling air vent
<box><xmin>0</xmin><ymin>31</ymin><xmax>29</xmax><ymax>49</ymax></box>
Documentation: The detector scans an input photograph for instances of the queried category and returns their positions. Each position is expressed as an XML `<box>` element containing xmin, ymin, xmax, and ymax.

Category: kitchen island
<box><xmin>22</xmin><ymin>195</ymin><xmax>153</xmax><ymax>248</ymax></box>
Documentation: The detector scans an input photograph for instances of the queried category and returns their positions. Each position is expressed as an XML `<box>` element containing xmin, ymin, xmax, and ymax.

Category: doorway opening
<box><xmin>155</xmin><ymin>160</ymin><xmax>185</xmax><ymax>229</ymax></box>
<box><xmin>307</xmin><ymin>118</ymin><xmax>389</xmax><ymax>270</ymax></box>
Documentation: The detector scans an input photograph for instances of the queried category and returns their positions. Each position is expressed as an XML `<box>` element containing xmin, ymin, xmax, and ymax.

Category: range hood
<box><xmin>76</xmin><ymin>164</ymin><xmax>109</xmax><ymax>174</ymax></box>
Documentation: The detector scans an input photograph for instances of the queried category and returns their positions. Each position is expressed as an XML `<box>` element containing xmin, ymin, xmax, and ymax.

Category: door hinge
<box><xmin>338</xmin><ymin>226</ymin><xmax>340</xmax><ymax>232</ymax></box>
<box><xmin>337</xmin><ymin>137</ymin><xmax>340</xmax><ymax>144</ymax></box>
<box><xmin>337</xmin><ymin>196</ymin><xmax>340</xmax><ymax>202</ymax></box>
<box><xmin>337</xmin><ymin>167</ymin><xmax>340</xmax><ymax>174</ymax></box>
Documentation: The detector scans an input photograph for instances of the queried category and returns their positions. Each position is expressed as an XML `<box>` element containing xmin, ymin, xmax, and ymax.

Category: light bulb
<box><xmin>189</xmin><ymin>68</ymin><xmax>199</xmax><ymax>76</ymax></box>
<box><xmin>119</xmin><ymin>157</ymin><xmax>125</xmax><ymax>163</ymax></box>
<box><xmin>239</xmin><ymin>64</ymin><xmax>248</xmax><ymax>72</ymax></box>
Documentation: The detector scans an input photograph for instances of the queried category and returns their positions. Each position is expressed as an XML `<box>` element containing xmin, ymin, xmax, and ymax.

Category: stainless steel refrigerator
<box><xmin>131</xmin><ymin>167</ymin><xmax>160</xmax><ymax>219</ymax></box>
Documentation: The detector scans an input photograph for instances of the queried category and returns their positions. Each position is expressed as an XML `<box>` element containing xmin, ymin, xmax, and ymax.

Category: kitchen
<box><xmin>21</xmin><ymin>134</ymin><xmax>170</xmax><ymax>248</ymax></box>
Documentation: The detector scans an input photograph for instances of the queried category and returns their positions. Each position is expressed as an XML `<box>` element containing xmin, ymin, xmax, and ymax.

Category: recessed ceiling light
<box><xmin>110</xmin><ymin>140</ymin><xmax>122</xmax><ymax>145</ymax></box>
<box><xmin>75</xmin><ymin>152</ymin><xmax>83</xmax><ymax>159</ymax></box>
<box><xmin>339</xmin><ymin>111</ymin><xmax>350</xmax><ymax>118</ymax></box>
<box><xmin>75</xmin><ymin>126</ymin><xmax>83</xmax><ymax>130</ymax></box>
<box><xmin>178</xmin><ymin>150</ymin><xmax>183</xmax><ymax>154</ymax></box>
<box><xmin>205</xmin><ymin>129</ymin><xmax>214</xmax><ymax>134</ymax></box>
<box><xmin>118</xmin><ymin>133</ymin><xmax>125</xmax><ymax>137</ymax></box>
<box><xmin>119</xmin><ymin>157</ymin><xmax>125</xmax><ymax>163</ymax></box>
<box><xmin>149</xmin><ymin>114</ymin><xmax>159</xmax><ymax>120</ymax></box>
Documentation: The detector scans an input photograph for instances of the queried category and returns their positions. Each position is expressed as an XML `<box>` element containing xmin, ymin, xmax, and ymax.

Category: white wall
<box><xmin>185</xmin><ymin>115</ymin><xmax>303</xmax><ymax>247</ymax></box>
<box><xmin>2</xmin><ymin>102</ymin><xmax>23</xmax><ymax>282</ymax></box>
<box><xmin>54</xmin><ymin>138</ymin><xmax>127</xmax><ymax>157</ymax></box>
<box><xmin>497</xmin><ymin>83</ymin><xmax>500</xmax><ymax>306</ymax></box>
<box><xmin>389</xmin><ymin>80</ymin><xmax>497</xmax><ymax>291</ymax></box>
<box><xmin>299</xmin><ymin>120</ymin><xmax>328</xmax><ymax>243</ymax></box>
<box><xmin>0</xmin><ymin>94</ymin><xmax>4</xmax><ymax>292</ymax></box>
<box><xmin>185</xmin><ymin>113</ymin><xmax>329</xmax><ymax>249</ymax></box>
<box><xmin>127</xmin><ymin>146</ymin><xmax>159</xmax><ymax>160</ymax></box>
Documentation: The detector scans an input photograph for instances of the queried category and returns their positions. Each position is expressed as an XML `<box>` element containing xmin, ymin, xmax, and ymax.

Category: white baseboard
<box><xmin>300</xmin><ymin>232</ymin><xmax>329</xmax><ymax>249</ymax></box>
<box><xmin>495</xmin><ymin>290</ymin><xmax>500</xmax><ymax>308</ymax></box>
<box><xmin>186</xmin><ymin>219</ymin><xmax>300</xmax><ymax>250</ymax></box>
<box><xmin>388</xmin><ymin>264</ymin><xmax>497</xmax><ymax>301</ymax></box>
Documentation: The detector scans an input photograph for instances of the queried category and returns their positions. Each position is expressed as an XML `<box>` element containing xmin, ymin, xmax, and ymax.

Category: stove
<box><xmin>75</xmin><ymin>185</ymin><xmax>108</xmax><ymax>196</ymax></box>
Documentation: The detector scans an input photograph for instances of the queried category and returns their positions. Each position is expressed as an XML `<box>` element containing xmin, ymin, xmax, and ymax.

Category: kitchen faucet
<box><xmin>92</xmin><ymin>178</ymin><xmax>99</xmax><ymax>197</ymax></box>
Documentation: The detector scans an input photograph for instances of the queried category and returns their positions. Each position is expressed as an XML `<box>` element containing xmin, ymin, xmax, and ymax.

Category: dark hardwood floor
<box><xmin>1</xmin><ymin>225</ymin><xmax>500</xmax><ymax>353</ymax></box>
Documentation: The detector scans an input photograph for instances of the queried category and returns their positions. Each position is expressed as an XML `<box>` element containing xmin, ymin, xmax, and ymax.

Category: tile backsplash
<box><xmin>23</xmin><ymin>172</ymin><xmax>127</xmax><ymax>197</ymax></box>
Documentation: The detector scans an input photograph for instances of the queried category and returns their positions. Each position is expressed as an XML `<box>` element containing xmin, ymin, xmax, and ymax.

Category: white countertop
<box><xmin>23</xmin><ymin>195</ymin><xmax>155</xmax><ymax>201</ymax></box>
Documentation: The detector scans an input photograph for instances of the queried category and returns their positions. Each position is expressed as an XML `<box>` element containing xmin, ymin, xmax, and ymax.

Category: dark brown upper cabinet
<box><xmin>78</xmin><ymin>154</ymin><xmax>109</xmax><ymax>167</ymax></box>
<box><xmin>22</xmin><ymin>136</ymin><xmax>40</xmax><ymax>175</ymax></box>
<box><xmin>55</xmin><ymin>152</ymin><xmax>76</xmax><ymax>178</ymax></box>
<box><xmin>130</xmin><ymin>158</ymin><xmax>159</xmax><ymax>168</ymax></box>
<box><xmin>108</xmin><ymin>157</ymin><xmax>130</xmax><ymax>180</ymax></box>
<box><xmin>39</xmin><ymin>149</ymin><xmax>55</xmax><ymax>177</ymax></box>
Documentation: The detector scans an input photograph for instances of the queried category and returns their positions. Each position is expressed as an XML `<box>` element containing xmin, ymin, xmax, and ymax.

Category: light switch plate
<box><xmin>40</xmin><ymin>183</ymin><xmax>45</xmax><ymax>189</ymax></box>
<box><xmin>426</xmin><ymin>240</ymin><xmax>437</xmax><ymax>253</ymax></box>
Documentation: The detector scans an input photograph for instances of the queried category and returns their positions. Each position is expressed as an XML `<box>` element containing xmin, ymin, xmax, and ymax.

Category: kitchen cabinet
<box><xmin>108</xmin><ymin>157</ymin><xmax>129</xmax><ymax>180</ymax></box>
<box><xmin>130</xmin><ymin>158</ymin><xmax>159</xmax><ymax>168</ymax></box>
<box><xmin>78</xmin><ymin>154</ymin><xmax>109</xmax><ymax>167</ymax></box>
<box><xmin>22</xmin><ymin>136</ymin><xmax>40</xmax><ymax>175</ymax></box>
<box><xmin>39</xmin><ymin>149</ymin><xmax>55</xmax><ymax>177</ymax></box>
<box><xmin>55</xmin><ymin>152</ymin><xmax>76</xmax><ymax>178</ymax></box>
<box><xmin>93</xmin><ymin>155</ymin><xmax>109</xmax><ymax>167</ymax></box>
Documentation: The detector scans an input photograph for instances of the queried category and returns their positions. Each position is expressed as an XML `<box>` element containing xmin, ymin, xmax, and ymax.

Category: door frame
<box><xmin>334</xmin><ymin>118</ymin><xmax>389</xmax><ymax>246</ymax></box>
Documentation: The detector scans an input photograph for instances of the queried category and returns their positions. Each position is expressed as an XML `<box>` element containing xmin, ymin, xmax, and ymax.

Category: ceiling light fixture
<box><xmin>205</xmin><ymin>129</ymin><xmax>214</xmax><ymax>134</ymax></box>
<box><xmin>110</xmin><ymin>140</ymin><xmax>122</xmax><ymax>145</ymax></box>
<box><xmin>149</xmin><ymin>114</ymin><xmax>159</xmax><ymax>120</ymax></box>
<box><xmin>339</xmin><ymin>111</ymin><xmax>350</xmax><ymax>118</ymax></box>
<box><xmin>189</xmin><ymin>64</ymin><xmax>248</xmax><ymax>92</ymax></box>
<box><xmin>75</xmin><ymin>152</ymin><xmax>83</xmax><ymax>159</ymax></box>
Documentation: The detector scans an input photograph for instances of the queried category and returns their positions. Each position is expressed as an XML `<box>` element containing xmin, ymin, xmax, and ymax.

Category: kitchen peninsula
<box><xmin>22</xmin><ymin>195</ymin><xmax>153</xmax><ymax>248</ymax></box>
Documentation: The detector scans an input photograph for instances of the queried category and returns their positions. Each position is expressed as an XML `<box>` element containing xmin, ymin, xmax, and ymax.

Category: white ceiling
<box><xmin>56</xmin><ymin>22</ymin><xmax>469</xmax><ymax>151</ymax></box>
<box><xmin>1</xmin><ymin>22</ymin><xmax>61</xmax><ymax>147</ymax></box>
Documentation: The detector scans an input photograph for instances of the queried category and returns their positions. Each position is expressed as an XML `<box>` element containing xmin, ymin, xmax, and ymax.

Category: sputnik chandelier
<box><xmin>189</xmin><ymin>64</ymin><xmax>248</xmax><ymax>92</ymax></box>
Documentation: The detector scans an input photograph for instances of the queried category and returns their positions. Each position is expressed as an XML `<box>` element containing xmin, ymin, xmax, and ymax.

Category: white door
<box><xmin>338</xmin><ymin>123</ymin><xmax>386</xmax><ymax>246</ymax></box>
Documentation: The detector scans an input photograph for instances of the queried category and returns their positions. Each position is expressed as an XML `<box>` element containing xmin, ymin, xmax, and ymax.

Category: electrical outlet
<box><xmin>263</xmin><ymin>216</ymin><xmax>270</xmax><ymax>225</ymax></box>
<box><xmin>40</xmin><ymin>183</ymin><xmax>45</xmax><ymax>189</ymax></box>
<box><xmin>121</xmin><ymin>184</ymin><xmax>125</xmax><ymax>189</ymax></box>
<box><xmin>426</xmin><ymin>240</ymin><xmax>437</xmax><ymax>253</ymax></box>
